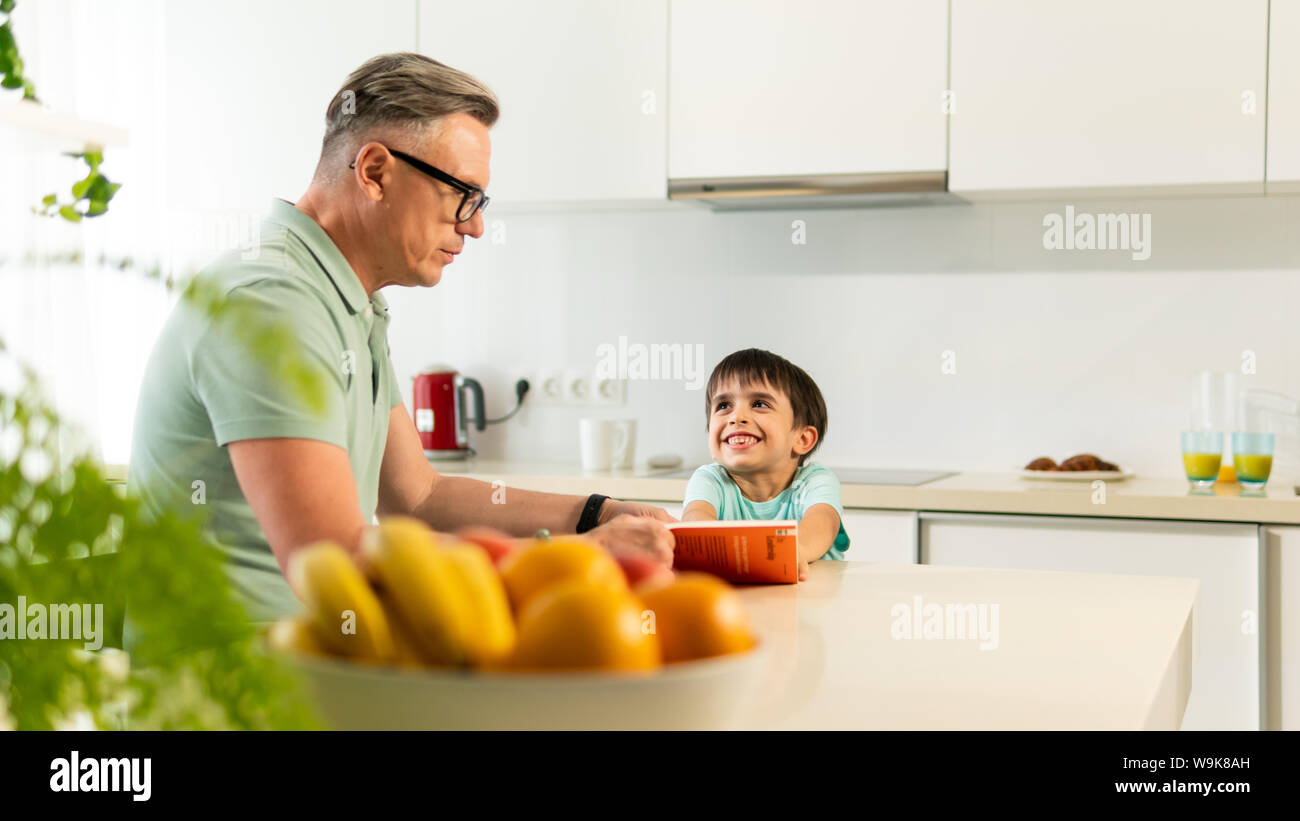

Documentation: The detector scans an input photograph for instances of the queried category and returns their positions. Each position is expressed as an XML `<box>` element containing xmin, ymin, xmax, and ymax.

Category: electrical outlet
<box><xmin>563</xmin><ymin>369</ymin><xmax>589</xmax><ymax>404</ymax></box>
<box><xmin>528</xmin><ymin>367</ymin><xmax>617</xmax><ymax>406</ymax></box>
<box><xmin>533</xmin><ymin>368</ymin><xmax>565</xmax><ymax>405</ymax></box>
<box><xmin>590</xmin><ymin>374</ymin><xmax>627</xmax><ymax>407</ymax></box>
<box><xmin>506</xmin><ymin>369</ymin><xmax>534</xmax><ymax>410</ymax></box>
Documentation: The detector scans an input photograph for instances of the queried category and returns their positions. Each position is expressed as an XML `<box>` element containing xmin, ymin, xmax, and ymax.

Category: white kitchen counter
<box><xmin>428</xmin><ymin>458</ymin><xmax>1300</xmax><ymax>525</ymax></box>
<box><xmin>742</xmin><ymin>560</ymin><xmax>1197</xmax><ymax>730</ymax></box>
<box><xmin>103</xmin><ymin>455</ymin><xmax>1300</xmax><ymax>524</ymax></box>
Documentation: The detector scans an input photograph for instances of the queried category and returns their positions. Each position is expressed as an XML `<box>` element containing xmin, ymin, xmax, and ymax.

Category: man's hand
<box><xmin>598</xmin><ymin>499</ymin><xmax>678</xmax><ymax>525</ymax></box>
<box><xmin>586</xmin><ymin>513</ymin><xmax>675</xmax><ymax>567</ymax></box>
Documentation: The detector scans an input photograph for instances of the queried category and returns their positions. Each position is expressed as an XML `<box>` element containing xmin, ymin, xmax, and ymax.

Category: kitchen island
<box><xmin>288</xmin><ymin>558</ymin><xmax>1195</xmax><ymax>731</ymax></box>
<box><xmin>740</xmin><ymin>560</ymin><xmax>1196</xmax><ymax>730</ymax></box>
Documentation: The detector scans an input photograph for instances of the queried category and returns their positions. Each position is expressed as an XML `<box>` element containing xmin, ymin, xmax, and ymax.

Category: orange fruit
<box><xmin>637</xmin><ymin>572</ymin><xmax>756</xmax><ymax>663</ymax></box>
<box><xmin>510</xmin><ymin>581</ymin><xmax>660</xmax><ymax>672</ymax></box>
<box><xmin>499</xmin><ymin>537</ymin><xmax>627</xmax><ymax>615</ymax></box>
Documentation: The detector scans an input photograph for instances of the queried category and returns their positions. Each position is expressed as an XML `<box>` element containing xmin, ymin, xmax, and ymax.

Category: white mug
<box><xmin>579</xmin><ymin>418</ymin><xmax>628</xmax><ymax>472</ymax></box>
<box><xmin>611</xmin><ymin>419</ymin><xmax>637</xmax><ymax>469</ymax></box>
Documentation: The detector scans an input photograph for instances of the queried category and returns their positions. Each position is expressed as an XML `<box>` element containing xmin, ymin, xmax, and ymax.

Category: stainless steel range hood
<box><xmin>668</xmin><ymin>170</ymin><xmax>951</xmax><ymax>211</ymax></box>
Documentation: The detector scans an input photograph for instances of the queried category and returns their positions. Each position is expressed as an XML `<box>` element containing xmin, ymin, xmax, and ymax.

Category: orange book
<box><xmin>666</xmin><ymin>520</ymin><xmax>799</xmax><ymax>584</ymax></box>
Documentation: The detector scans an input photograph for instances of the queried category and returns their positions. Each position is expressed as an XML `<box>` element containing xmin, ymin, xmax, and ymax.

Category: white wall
<box><xmin>10</xmin><ymin>1</ymin><xmax>1300</xmax><ymax>480</ymax></box>
<box><xmin>384</xmin><ymin>195</ymin><xmax>1300</xmax><ymax>479</ymax></box>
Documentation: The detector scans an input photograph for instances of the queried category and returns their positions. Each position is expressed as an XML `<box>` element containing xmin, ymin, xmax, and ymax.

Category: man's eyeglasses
<box><xmin>351</xmin><ymin>147</ymin><xmax>489</xmax><ymax>223</ymax></box>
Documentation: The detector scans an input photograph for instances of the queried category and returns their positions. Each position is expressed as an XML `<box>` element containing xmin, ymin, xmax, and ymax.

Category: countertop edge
<box><xmin>100</xmin><ymin>461</ymin><xmax>1300</xmax><ymax>525</ymax></box>
<box><xmin>447</xmin><ymin>469</ymin><xmax>1300</xmax><ymax>526</ymax></box>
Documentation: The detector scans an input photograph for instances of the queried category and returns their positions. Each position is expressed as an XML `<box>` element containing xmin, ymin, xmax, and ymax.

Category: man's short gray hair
<box><xmin>320</xmin><ymin>52</ymin><xmax>499</xmax><ymax>166</ymax></box>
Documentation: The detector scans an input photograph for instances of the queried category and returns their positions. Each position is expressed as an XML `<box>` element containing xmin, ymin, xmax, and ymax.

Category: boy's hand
<box><xmin>796</xmin><ymin>504</ymin><xmax>839</xmax><ymax>584</ymax></box>
<box><xmin>586</xmin><ymin>513</ymin><xmax>675</xmax><ymax>567</ymax></box>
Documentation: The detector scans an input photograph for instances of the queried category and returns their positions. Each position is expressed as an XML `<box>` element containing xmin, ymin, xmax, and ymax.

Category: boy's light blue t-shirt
<box><xmin>683</xmin><ymin>462</ymin><xmax>850</xmax><ymax>560</ymax></box>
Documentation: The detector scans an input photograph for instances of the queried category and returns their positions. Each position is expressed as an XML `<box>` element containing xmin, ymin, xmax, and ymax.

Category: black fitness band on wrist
<box><xmin>576</xmin><ymin>494</ymin><xmax>610</xmax><ymax>534</ymax></box>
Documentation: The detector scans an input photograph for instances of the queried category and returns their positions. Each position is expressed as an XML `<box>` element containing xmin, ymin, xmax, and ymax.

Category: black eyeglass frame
<box><xmin>350</xmin><ymin>146</ymin><xmax>489</xmax><ymax>223</ymax></box>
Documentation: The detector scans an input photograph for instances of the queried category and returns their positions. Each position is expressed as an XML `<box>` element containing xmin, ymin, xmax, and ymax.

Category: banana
<box><xmin>444</xmin><ymin>542</ymin><xmax>517</xmax><ymax>667</ymax></box>
<box><xmin>361</xmin><ymin>517</ymin><xmax>473</xmax><ymax>666</ymax></box>
<box><xmin>265</xmin><ymin>615</ymin><xmax>331</xmax><ymax>658</ymax></box>
<box><xmin>287</xmin><ymin>540</ymin><xmax>395</xmax><ymax>662</ymax></box>
<box><xmin>376</xmin><ymin>592</ymin><xmax>433</xmax><ymax>669</ymax></box>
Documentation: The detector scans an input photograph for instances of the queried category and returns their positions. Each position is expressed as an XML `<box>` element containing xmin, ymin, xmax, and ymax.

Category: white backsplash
<box><xmin>384</xmin><ymin>195</ymin><xmax>1300</xmax><ymax>479</ymax></box>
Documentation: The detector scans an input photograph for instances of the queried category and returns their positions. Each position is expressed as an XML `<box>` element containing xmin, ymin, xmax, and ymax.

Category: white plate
<box><xmin>278</xmin><ymin>640</ymin><xmax>770</xmax><ymax>730</ymax></box>
<box><xmin>1018</xmin><ymin>469</ymin><xmax>1133</xmax><ymax>482</ymax></box>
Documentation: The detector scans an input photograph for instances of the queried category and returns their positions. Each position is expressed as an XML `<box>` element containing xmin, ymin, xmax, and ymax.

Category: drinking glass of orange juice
<box><xmin>1181</xmin><ymin>431</ymin><xmax>1222</xmax><ymax>490</ymax></box>
<box><xmin>1232</xmin><ymin>432</ymin><xmax>1274</xmax><ymax>491</ymax></box>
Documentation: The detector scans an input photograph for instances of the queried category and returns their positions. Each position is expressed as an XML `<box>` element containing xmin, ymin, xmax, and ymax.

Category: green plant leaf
<box><xmin>86</xmin><ymin>175</ymin><xmax>116</xmax><ymax>203</ymax></box>
<box><xmin>36</xmin><ymin>155</ymin><xmax>119</xmax><ymax>221</ymax></box>
<box><xmin>0</xmin><ymin>347</ymin><xmax>323</xmax><ymax>730</ymax></box>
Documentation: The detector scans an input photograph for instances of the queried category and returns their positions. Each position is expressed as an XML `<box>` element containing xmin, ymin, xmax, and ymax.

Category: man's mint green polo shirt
<box><xmin>127</xmin><ymin>199</ymin><xmax>404</xmax><ymax>636</ymax></box>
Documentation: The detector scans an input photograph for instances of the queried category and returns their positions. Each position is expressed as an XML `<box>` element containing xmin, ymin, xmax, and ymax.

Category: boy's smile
<box><xmin>722</xmin><ymin>430</ymin><xmax>762</xmax><ymax>451</ymax></box>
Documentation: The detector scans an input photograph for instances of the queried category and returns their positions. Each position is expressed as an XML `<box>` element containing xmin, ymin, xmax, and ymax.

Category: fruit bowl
<box><xmin>276</xmin><ymin>639</ymin><xmax>770</xmax><ymax>731</ymax></box>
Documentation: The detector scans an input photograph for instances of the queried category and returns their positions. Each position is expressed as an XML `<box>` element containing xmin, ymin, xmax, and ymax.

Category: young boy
<box><xmin>682</xmin><ymin>348</ymin><xmax>849</xmax><ymax>582</ymax></box>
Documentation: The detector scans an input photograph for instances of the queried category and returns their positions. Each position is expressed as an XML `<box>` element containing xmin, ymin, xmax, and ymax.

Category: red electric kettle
<box><xmin>412</xmin><ymin>365</ymin><xmax>529</xmax><ymax>460</ymax></box>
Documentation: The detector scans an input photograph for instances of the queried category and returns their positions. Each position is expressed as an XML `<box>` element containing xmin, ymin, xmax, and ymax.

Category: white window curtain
<box><xmin>0</xmin><ymin>0</ymin><xmax>250</xmax><ymax>468</ymax></box>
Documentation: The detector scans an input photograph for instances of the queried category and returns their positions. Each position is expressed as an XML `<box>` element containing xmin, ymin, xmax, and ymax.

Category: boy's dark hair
<box><xmin>704</xmin><ymin>348</ymin><xmax>828</xmax><ymax>466</ymax></box>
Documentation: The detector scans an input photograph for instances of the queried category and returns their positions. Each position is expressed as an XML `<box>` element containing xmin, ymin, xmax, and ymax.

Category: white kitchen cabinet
<box><xmin>920</xmin><ymin>513</ymin><xmax>1260</xmax><ymax>731</ymax></box>
<box><xmin>667</xmin><ymin>0</ymin><xmax>948</xmax><ymax>180</ymax></box>
<box><xmin>1267</xmin><ymin>0</ymin><xmax>1300</xmax><ymax>190</ymax></box>
<box><xmin>1262</xmin><ymin>526</ymin><xmax>1300</xmax><ymax>730</ymax></box>
<box><xmin>417</xmin><ymin>0</ymin><xmax>667</xmax><ymax>203</ymax></box>
<box><xmin>163</xmin><ymin>0</ymin><xmax>418</xmax><ymax>213</ymax></box>
<box><xmin>839</xmin><ymin>509</ymin><xmax>917</xmax><ymax>565</ymax></box>
<box><xmin>949</xmin><ymin>0</ymin><xmax>1267</xmax><ymax>195</ymax></box>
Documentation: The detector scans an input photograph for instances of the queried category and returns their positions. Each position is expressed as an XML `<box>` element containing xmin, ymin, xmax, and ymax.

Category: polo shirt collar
<box><xmin>269</xmin><ymin>198</ymin><xmax>371</xmax><ymax>316</ymax></box>
<box><xmin>369</xmin><ymin>287</ymin><xmax>390</xmax><ymax>319</ymax></box>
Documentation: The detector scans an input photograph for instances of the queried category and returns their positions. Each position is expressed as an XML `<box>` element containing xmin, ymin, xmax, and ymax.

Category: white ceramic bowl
<box><xmin>280</xmin><ymin>641</ymin><xmax>770</xmax><ymax>730</ymax></box>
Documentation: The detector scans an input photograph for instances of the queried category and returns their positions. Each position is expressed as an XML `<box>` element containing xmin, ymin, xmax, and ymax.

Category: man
<box><xmin>128</xmin><ymin>53</ymin><xmax>674</xmax><ymax>629</ymax></box>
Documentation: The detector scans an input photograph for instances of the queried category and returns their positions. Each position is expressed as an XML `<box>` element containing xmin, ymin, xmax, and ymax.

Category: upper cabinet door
<box><xmin>949</xmin><ymin>0</ymin><xmax>1268</xmax><ymax>196</ymax></box>
<box><xmin>418</xmin><ymin>1</ymin><xmax>668</xmax><ymax>203</ymax></box>
<box><xmin>667</xmin><ymin>0</ymin><xmax>948</xmax><ymax>180</ymax></box>
<box><xmin>1268</xmin><ymin>0</ymin><xmax>1300</xmax><ymax>190</ymax></box>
